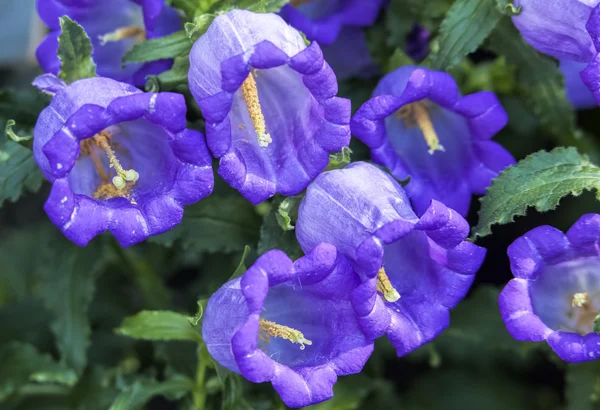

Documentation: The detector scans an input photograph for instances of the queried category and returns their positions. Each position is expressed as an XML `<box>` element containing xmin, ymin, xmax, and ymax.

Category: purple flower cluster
<box><xmin>37</xmin><ymin>0</ymin><xmax>181</xmax><ymax>87</ymax></box>
<box><xmin>511</xmin><ymin>0</ymin><xmax>600</xmax><ymax>108</ymax></box>
<box><xmin>31</xmin><ymin>3</ymin><xmax>600</xmax><ymax>407</ymax></box>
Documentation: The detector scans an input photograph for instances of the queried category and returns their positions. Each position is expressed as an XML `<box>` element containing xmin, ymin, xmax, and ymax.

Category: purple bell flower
<box><xmin>33</xmin><ymin>75</ymin><xmax>214</xmax><ymax>247</ymax></box>
<box><xmin>279</xmin><ymin>0</ymin><xmax>385</xmax><ymax>80</ymax></box>
<box><xmin>351</xmin><ymin>66</ymin><xmax>514</xmax><ymax>217</ymax></box>
<box><xmin>295</xmin><ymin>162</ymin><xmax>486</xmax><ymax>356</ymax></box>
<box><xmin>581</xmin><ymin>5</ymin><xmax>600</xmax><ymax>104</ymax></box>
<box><xmin>511</xmin><ymin>0</ymin><xmax>599</xmax><ymax>63</ymax></box>
<box><xmin>202</xmin><ymin>244</ymin><xmax>376</xmax><ymax>408</ymax></box>
<box><xmin>499</xmin><ymin>214</ymin><xmax>600</xmax><ymax>362</ymax></box>
<box><xmin>188</xmin><ymin>10</ymin><xmax>350</xmax><ymax>204</ymax></box>
<box><xmin>36</xmin><ymin>0</ymin><xmax>181</xmax><ymax>87</ymax></box>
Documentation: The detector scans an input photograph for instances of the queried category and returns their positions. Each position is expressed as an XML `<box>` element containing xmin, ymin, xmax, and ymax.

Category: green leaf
<box><xmin>42</xmin><ymin>239</ymin><xmax>108</xmax><ymax>375</ymax></box>
<box><xmin>325</xmin><ymin>146</ymin><xmax>352</xmax><ymax>172</ymax></box>
<box><xmin>5</xmin><ymin>120</ymin><xmax>32</xmax><ymax>143</ymax></box>
<box><xmin>229</xmin><ymin>245</ymin><xmax>251</xmax><ymax>280</ymax></box>
<box><xmin>146</xmin><ymin>54</ymin><xmax>190</xmax><ymax>92</ymax></box>
<box><xmin>434</xmin><ymin>286</ymin><xmax>523</xmax><ymax>360</ymax></box>
<box><xmin>57</xmin><ymin>16</ymin><xmax>96</xmax><ymax>83</ymax></box>
<box><xmin>150</xmin><ymin>195</ymin><xmax>262</xmax><ymax>254</ymax></box>
<box><xmin>565</xmin><ymin>362</ymin><xmax>600</xmax><ymax>410</ymax></box>
<box><xmin>427</xmin><ymin>0</ymin><xmax>503</xmax><ymax>70</ymax></box>
<box><xmin>123</xmin><ymin>31</ymin><xmax>192</xmax><ymax>64</ymax></box>
<box><xmin>109</xmin><ymin>376</ymin><xmax>194</xmax><ymax>410</ymax></box>
<box><xmin>306</xmin><ymin>375</ymin><xmax>376</xmax><ymax>410</ymax></box>
<box><xmin>275</xmin><ymin>195</ymin><xmax>303</xmax><ymax>231</ymax></box>
<box><xmin>488</xmin><ymin>19</ymin><xmax>594</xmax><ymax>154</ymax></box>
<box><xmin>0</xmin><ymin>342</ymin><xmax>77</xmax><ymax>401</ymax></box>
<box><xmin>0</xmin><ymin>138</ymin><xmax>44</xmax><ymax>208</ymax></box>
<box><xmin>115</xmin><ymin>311</ymin><xmax>202</xmax><ymax>342</ymax></box>
<box><xmin>258</xmin><ymin>197</ymin><xmax>303</xmax><ymax>260</ymax></box>
<box><xmin>473</xmin><ymin>147</ymin><xmax>600</xmax><ymax>238</ymax></box>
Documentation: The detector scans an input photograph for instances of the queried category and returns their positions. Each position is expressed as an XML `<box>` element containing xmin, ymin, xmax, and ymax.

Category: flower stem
<box><xmin>193</xmin><ymin>347</ymin><xmax>208</xmax><ymax>410</ymax></box>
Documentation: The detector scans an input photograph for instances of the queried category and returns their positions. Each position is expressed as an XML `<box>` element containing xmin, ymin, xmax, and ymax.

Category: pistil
<box><xmin>240</xmin><ymin>71</ymin><xmax>272</xmax><ymax>147</ymax></box>
<box><xmin>376</xmin><ymin>267</ymin><xmax>400</xmax><ymax>303</ymax></box>
<box><xmin>99</xmin><ymin>26</ymin><xmax>146</xmax><ymax>45</ymax></box>
<box><xmin>396</xmin><ymin>101</ymin><xmax>444</xmax><ymax>154</ymax></box>
<box><xmin>259</xmin><ymin>318</ymin><xmax>312</xmax><ymax>350</ymax></box>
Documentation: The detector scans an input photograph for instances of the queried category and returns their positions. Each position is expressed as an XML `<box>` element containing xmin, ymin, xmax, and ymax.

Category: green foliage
<box><xmin>109</xmin><ymin>376</ymin><xmax>194</xmax><ymax>410</ymax></box>
<box><xmin>487</xmin><ymin>19</ymin><xmax>596</xmax><ymax>154</ymax></box>
<box><xmin>474</xmin><ymin>148</ymin><xmax>600</xmax><ymax>238</ymax></box>
<box><xmin>150</xmin><ymin>195</ymin><xmax>262</xmax><ymax>253</ymax></box>
<box><xmin>0</xmin><ymin>139</ymin><xmax>43</xmax><ymax>208</ymax></box>
<box><xmin>275</xmin><ymin>195</ymin><xmax>302</xmax><ymax>231</ymax></box>
<box><xmin>258</xmin><ymin>198</ymin><xmax>303</xmax><ymax>260</ymax></box>
<box><xmin>116</xmin><ymin>311</ymin><xmax>202</xmax><ymax>342</ymax></box>
<box><xmin>41</xmin><ymin>239</ymin><xmax>109</xmax><ymax>375</ymax></box>
<box><xmin>427</xmin><ymin>0</ymin><xmax>503</xmax><ymax>70</ymax></box>
<box><xmin>57</xmin><ymin>16</ymin><xmax>96</xmax><ymax>83</ymax></box>
<box><xmin>123</xmin><ymin>31</ymin><xmax>192</xmax><ymax>63</ymax></box>
<box><xmin>566</xmin><ymin>362</ymin><xmax>600</xmax><ymax>410</ymax></box>
<box><xmin>0</xmin><ymin>342</ymin><xmax>77</xmax><ymax>401</ymax></box>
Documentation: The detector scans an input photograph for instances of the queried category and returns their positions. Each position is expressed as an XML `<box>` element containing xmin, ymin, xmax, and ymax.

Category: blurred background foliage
<box><xmin>2</xmin><ymin>0</ymin><xmax>600</xmax><ymax>409</ymax></box>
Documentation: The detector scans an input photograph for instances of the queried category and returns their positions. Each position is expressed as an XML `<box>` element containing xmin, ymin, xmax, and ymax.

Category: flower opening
<box><xmin>499</xmin><ymin>214</ymin><xmax>600</xmax><ymax>362</ymax></box>
<box><xmin>396</xmin><ymin>101</ymin><xmax>444</xmax><ymax>154</ymax></box>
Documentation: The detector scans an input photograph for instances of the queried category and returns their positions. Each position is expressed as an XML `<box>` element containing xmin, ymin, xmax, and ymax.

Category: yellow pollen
<box><xmin>572</xmin><ymin>292</ymin><xmax>590</xmax><ymax>308</ymax></box>
<box><xmin>259</xmin><ymin>318</ymin><xmax>312</xmax><ymax>350</ymax></box>
<box><xmin>396</xmin><ymin>101</ymin><xmax>444</xmax><ymax>154</ymax></box>
<box><xmin>377</xmin><ymin>267</ymin><xmax>400</xmax><ymax>303</ymax></box>
<box><xmin>99</xmin><ymin>26</ymin><xmax>146</xmax><ymax>45</ymax></box>
<box><xmin>80</xmin><ymin>131</ymin><xmax>139</xmax><ymax>202</ymax></box>
<box><xmin>240</xmin><ymin>71</ymin><xmax>272</xmax><ymax>147</ymax></box>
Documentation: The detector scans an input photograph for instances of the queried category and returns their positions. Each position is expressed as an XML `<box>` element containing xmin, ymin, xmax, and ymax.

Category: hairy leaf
<box><xmin>109</xmin><ymin>376</ymin><xmax>194</xmax><ymax>410</ymax></box>
<box><xmin>115</xmin><ymin>311</ymin><xmax>202</xmax><ymax>342</ymax></box>
<box><xmin>41</xmin><ymin>239</ymin><xmax>109</xmax><ymax>375</ymax></box>
<box><xmin>0</xmin><ymin>139</ymin><xmax>43</xmax><ymax>208</ymax></box>
<box><xmin>150</xmin><ymin>195</ymin><xmax>262</xmax><ymax>254</ymax></box>
<box><xmin>428</xmin><ymin>0</ymin><xmax>503</xmax><ymax>70</ymax></box>
<box><xmin>0</xmin><ymin>342</ymin><xmax>77</xmax><ymax>401</ymax></box>
<box><xmin>57</xmin><ymin>16</ymin><xmax>96</xmax><ymax>83</ymax></box>
<box><xmin>123</xmin><ymin>31</ymin><xmax>191</xmax><ymax>64</ymax></box>
<box><xmin>474</xmin><ymin>148</ymin><xmax>600</xmax><ymax>238</ymax></box>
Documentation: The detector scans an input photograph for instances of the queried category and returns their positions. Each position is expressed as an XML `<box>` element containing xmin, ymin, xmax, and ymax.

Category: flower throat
<box><xmin>80</xmin><ymin>130</ymin><xmax>139</xmax><ymax>202</ymax></box>
<box><xmin>396</xmin><ymin>101</ymin><xmax>444</xmax><ymax>154</ymax></box>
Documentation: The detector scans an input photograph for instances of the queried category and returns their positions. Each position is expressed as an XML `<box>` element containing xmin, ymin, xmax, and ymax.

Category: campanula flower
<box><xmin>581</xmin><ymin>5</ymin><xmax>600</xmax><ymax>103</ymax></box>
<box><xmin>33</xmin><ymin>76</ymin><xmax>213</xmax><ymax>246</ymax></box>
<box><xmin>279</xmin><ymin>0</ymin><xmax>385</xmax><ymax>80</ymax></box>
<box><xmin>36</xmin><ymin>0</ymin><xmax>181</xmax><ymax>87</ymax></box>
<box><xmin>351</xmin><ymin>66</ymin><xmax>514</xmax><ymax>216</ymax></box>
<box><xmin>511</xmin><ymin>0</ymin><xmax>599</xmax><ymax>63</ymax></box>
<box><xmin>499</xmin><ymin>214</ymin><xmax>600</xmax><ymax>362</ymax></box>
<box><xmin>202</xmin><ymin>244</ymin><xmax>377</xmax><ymax>407</ymax></box>
<box><xmin>295</xmin><ymin>162</ymin><xmax>486</xmax><ymax>356</ymax></box>
<box><xmin>188</xmin><ymin>10</ymin><xmax>350</xmax><ymax>204</ymax></box>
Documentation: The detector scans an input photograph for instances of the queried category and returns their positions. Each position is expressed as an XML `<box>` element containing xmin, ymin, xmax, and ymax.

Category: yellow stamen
<box><xmin>259</xmin><ymin>318</ymin><xmax>312</xmax><ymax>350</ymax></box>
<box><xmin>99</xmin><ymin>26</ymin><xmax>146</xmax><ymax>45</ymax></box>
<box><xmin>240</xmin><ymin>71</ymin><xmax>272</xmax><ymax>147</ymax></box>
<box><xmin>396</xmin><ymin>101</ymin><xmax>444</xmax><ymax>154</ymax></box>
<box><xmin>81</xmin><ymin>131</ymin><xmax>139</xmax><ymax>202</ymax></box>
<box><xmin>572</xmin><ymin>292</ymin><xmax>590</xmax><ymax>308</ymax></box>
<box><xmin>377</xmin><ymin>267</ymin><xmax>400</xmax><ymax>303</ymax></box>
